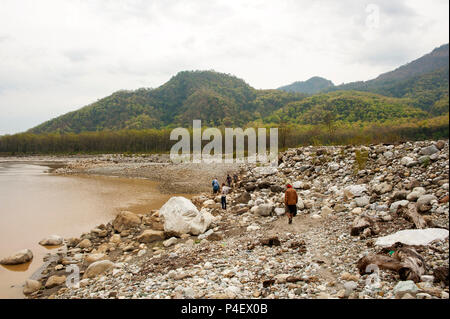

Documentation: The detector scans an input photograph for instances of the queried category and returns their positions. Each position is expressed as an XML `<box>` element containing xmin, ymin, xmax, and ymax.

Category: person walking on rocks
<box><xmin>221</xmin><ymin>183</ymin><xmax>231</xmax><ymax>210</ymax></box>
<box><xmin>285</xmin><ymin>184</ymin><xmax>298</xmax><ymax>224</ymax></box>
<box><xmin>212</xmin><ymin>178</ymin><xmax>220</xmax><ymax>194</ymax></box>
<box><xmin>233</xmin><ymin>173</ymin><xmax>238</xmax><ymax>187</ymax></box>
<box><xmin>226</xmin><ymin>174</ymin><xmax>232</xmax><ymax>187</ymax></box>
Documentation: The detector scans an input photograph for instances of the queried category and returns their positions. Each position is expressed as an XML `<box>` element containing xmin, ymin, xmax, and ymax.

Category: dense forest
<box><xmin>0</xmin><ymin>44</ymin><xmax>448</xmax><ymax>155</ymax></box>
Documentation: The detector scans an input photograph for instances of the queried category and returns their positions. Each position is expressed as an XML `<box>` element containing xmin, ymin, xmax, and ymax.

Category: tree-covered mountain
<box><xmin>29</xmin><ymin>71</ymin><xmax>305</xmax><ymax>133</ymax></box>
<box><xmin>261</xmin><ymin>91</ymin><xmax>427</xmax><ymax>126</ymax></box>
<box><xmin>375</xmin><ymin>43</ymin><xmax>449</xmax><ymax>82</ymax></box>
<box><xmin>325</xmin><ymin>44</ymin><xmax>449</xmax><ymax>113</ymax></box>
<box><xmin>278</xmin><ymin>76</ymin><xmax>335</xmax><ymax>94</ymax></box>
<box><xmin>28</xmin><ymin>44</ymin><xmax>448</xmax><ymax>134</ymax></box>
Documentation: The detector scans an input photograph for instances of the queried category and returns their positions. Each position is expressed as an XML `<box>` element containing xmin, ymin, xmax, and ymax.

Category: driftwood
<box><xmin>398</xmin><ymin>203</ymin><xmax>427</xmax><ymax>229</ymax></box>
<box><xmin>357</xmin><ymin>243</ymin><xmax>426</xmax><ymax>282</ymax></box>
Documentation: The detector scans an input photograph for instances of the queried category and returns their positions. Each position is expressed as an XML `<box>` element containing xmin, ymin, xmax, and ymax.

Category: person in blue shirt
<box><xmin>212</xmin><ymin>178</ymin><xmax>220</xmax><ymax>194</ymax></box>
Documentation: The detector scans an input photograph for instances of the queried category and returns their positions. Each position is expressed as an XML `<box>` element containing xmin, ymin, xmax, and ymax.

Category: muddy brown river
<box><xmin>0</xmin><ymin>161</ymin><xmax>189</xmax><ymax>298</ymax></box>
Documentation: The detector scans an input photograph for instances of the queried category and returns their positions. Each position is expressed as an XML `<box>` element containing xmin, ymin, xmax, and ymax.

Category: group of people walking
<box><xmin>212</xmin><ymin>174</ymin><xmax>237</xmax><ymax>210</ymax></box>
<box><xmin>211</xmin><ymin>174</ymin><xmax>300</xmax><ymax>225</ymax></box>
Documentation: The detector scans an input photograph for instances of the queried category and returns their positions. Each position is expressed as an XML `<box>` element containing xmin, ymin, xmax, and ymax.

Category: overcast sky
<box><xmin>0</xmin><ymin>0</ymin><xmax>448</xmax><ymax>134</ymax></box>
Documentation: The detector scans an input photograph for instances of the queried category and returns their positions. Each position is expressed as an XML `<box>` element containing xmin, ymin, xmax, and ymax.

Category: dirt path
<box><xmin>265</xmin><ymin>214</ymin><xmax>339</xmax><ymax>282</ymax></box>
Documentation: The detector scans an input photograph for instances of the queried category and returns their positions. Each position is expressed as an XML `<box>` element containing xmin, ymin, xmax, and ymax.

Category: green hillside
<box><xmin>25</xmin><ymin>43</ymin><xmax>449</xmax><ymax>137</ymax></box>
<box><xmin>29</xmin><ymin>71</ymin><xmax>305</xmax><ymax>133</ymax></box>
<box><xmin>324</xmin><ymin>44</ymin><xmax>449</xmax><ymax>113</ymax></box>
<box><xmin>262</xmin><ymin>91</ymin><xmax>427</xmax><ymax>125</ymax></box>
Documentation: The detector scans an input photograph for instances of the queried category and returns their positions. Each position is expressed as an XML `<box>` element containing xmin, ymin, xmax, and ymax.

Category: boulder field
<box><xmin>20</xmin><ymin>140</ymin><xmax>448</xmax><ymax>299</ymax></box>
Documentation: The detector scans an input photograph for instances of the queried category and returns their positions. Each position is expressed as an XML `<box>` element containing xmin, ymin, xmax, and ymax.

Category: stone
<box><xmin>137</xmin><ymin>230</ymin><xmax>165</xmax><ymax>243</ymax></box>
<box><xmin>224</xmin><ymin>285</ymin><xmax>240</xmax><ymax>297</ymax></box>
<box><xmin>38</xmin><ymin>235</ymin><xmax>63</xmax><ymax>246</ymax></box>
<box><xmin>253</xmin><ymin>166</ymin><xmax>277</xmax><ymax>177</ymax></box>
<box><xmin>274</xmin><ymin>274</ymin><xmax>291</xmax><ymax>284</ymax></box>
<box><xmin>270</xmin><ymin>185</ymin><xmax>284</xmax><ymax>193</ymax></box>
<box><xmin>163</xmin><ymin>237</ymin><xmax>178</xmax><ymax>247</ymax></box>
<box><xmin>45</xmin><ymin>275</ymin><xmax>66</xmax><ymax>289</ymax></box>
<box><xmin>297</xmin><ymin>198</ymin><xmax>305</xmax><ymax>210</ymax></box>
<box><xmin>77</xmin><ymin>239</ymin><xmax>92</xmax><ymax>249</ymax></box>
<box><xmin>416</xmin><ymin>194</ymin><xmax>437</xmax><ymax>212</ymax></box>
<box><xmin>372</xmin><ymin>182</ymin><xmax>392</xmax><ymax>195</ymax></box>
<box><xmin>246</xmin><ymin>224</ymin><xmax>261</xmax><ymax>232</ymax></box>
<box><xmin>355</xmin><ymin>196</ymin><xmax>370</xmax><ymax>207</ymax></box>
<box><xmin>112</xmin><ymin>211</ymin><xmax>141</xmax><ymax>232</ymax></box>
<box><xmin>274</xmin><ymin>208</ymin><xmax>285</xmax><ymax>216</ymax></box>
<box><xmin>235</xmin><ymin>192</ymin><xmax>251</xmax><ymax>204</ymax></box>
<box><xmin>420</xmin><ymin>275</ymin><xmax>434</xmax><ymax>283</ymax></box>
<box><xmin>83</xmin><ymin>260</ymin><xmax>115</xmax><ymax>279</ymax></box>
<box><xmin>435</xmin><ymin>140</ymin><xmax>446</xmax><ymax>150</ymax></box>
<box><xmin>109</xmin><ymin>234</ymin><xmax>121</xmax><ymax>244</ymax></box>
<box><xmin>159</xmin><ymin>197</ymin><xmax>215</xmax><ymax>236</ymax></box>
<box><xmin>383</xmin><ymin>151</ymin><xmax>393</xmax><ymax>159</ymax></box>
<box><xmin>401</xmin><ymin>157</ymin><xmax>415</xmax><ymax>166</ymax></box>
<box><xmin>0</xmin><ymin>249</ymin><xmax>33</xmax><ymax>265</ymax></box>
<box><xmin>198</xmin><ymin>229</ymin><xmax>214</xmax><ymax>240</ymax></box>
<box><xmin>389</xmin><ymin>200</ymin><xmax>409</xmax><ymax>213</ymax></box>
<box><xmin>23</xmin><ymin>279</ymin><xmax>42</xmax><ymax>295</ymax></box>
<box><xmin>407</xmin><ymin>187</ymin><xmax>426</xmax><ymax>201</ymax></box>
<box><xmin>341</xmin><ymin>272</ymin><xmax>359</xmax><ymax>282</ymax></box>
<box><xmin>202</xmin><ymin>200</ymin><xmax>216</xmax><ymax>208</ymax></box>
<box><xmin>292</xmin><ymin>181</ymin><xmax>303</xmax><ymax>189</ymax></box>
<box><xmin>321</xmin><ymin>206</ymin><xmax>333</xmax><ymax>217</ymax></box>
<box><xmin>416</xmin><ymin>293</ymin><xmax>432</xmax><ymax>299</ymax></box>
<box><xmin>419</xmin><ymin>145</ymin><xmax>439</xmax><ymax>156</ymax></box>
<box><xmin>393</xmin><ymin>280</ymin><xmax>419</xmax><ymax>298</ymax></box>
<box><xmin>344</xmin><ymin>185</ymin><xmax>367</xmax><ymax>199</ymax></box>
<box><xmin>66</xmin><ymin>237</ymin><xmax>81</xmax><ymax>248</ymax></box>
<box><xmin>85</xmin><ymin>253</ymin><xmax>107</xmax><ymax>265</ymax></box>
<box><xmin>254</xmin><ymin>204</ymin><xmax>274</xmax><ymax>217</ymax></box>
<box><xmin>375</xmin><ymin>228</ymin><xmax>449</xmax><ymax>247</ymax></box>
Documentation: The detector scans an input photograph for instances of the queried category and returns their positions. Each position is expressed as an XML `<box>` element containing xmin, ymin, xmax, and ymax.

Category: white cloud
<box><xmin>0</xmin><ymin>0</ymin><xmax>448</xmax><ymax>133</ymax></box>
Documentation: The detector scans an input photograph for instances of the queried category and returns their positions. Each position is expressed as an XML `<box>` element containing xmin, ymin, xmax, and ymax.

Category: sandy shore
<box><xmin>1</xmin><ymin>154</ymin><xmax>242</xmax><ymax>194</ymax></box>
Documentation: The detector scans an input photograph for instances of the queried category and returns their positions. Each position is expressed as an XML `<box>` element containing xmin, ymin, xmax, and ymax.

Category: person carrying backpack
<box><xmin>212</xmin><ymin>178</ymin><xmax>220</xmax><ymax>194</ymax></box>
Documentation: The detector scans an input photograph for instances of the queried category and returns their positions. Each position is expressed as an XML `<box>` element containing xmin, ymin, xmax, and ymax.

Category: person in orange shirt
<box><xmin>285</xmin><ymin>184</ymin><xmax>298</xmax><ymax>224</ymax></box>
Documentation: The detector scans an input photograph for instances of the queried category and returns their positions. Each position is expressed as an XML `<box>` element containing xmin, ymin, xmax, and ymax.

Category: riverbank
<box><xmin>0</xmin><ymin>161</ymin><xmax>197</xmax><ymax>298</ymax></box>
<box><xmin>4</xmin><ymin>139</ymin><xmax>449</xmax><ymax>299</ymax></box>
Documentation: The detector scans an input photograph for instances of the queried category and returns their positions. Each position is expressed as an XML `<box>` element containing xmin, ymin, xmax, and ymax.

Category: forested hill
<box><xmin>27</xmin><ymin>44</ymin><xmax>449</xmax><ymax>134</ymax></box>
<box><xmin>278</xmin><ymin>77</ymin><xmax>335</xmax><ymax>94</ymax></box>
<box><xmin>324</xmin><ymin>44</ymin><xmax>449</xmax><ymax>113</ymax></box>
<box><xmin>375</xmin><ymin>43</ymin><xmax>449</xmax><ymax>82</ymax></box>
<box><xmin>29</xmin><ymin>71</ymin><xmax>305</xmax><ymax>133</ymax></box>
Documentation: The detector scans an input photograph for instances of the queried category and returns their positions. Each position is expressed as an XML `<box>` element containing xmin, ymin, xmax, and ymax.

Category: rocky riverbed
<box><xmin>10</xmin><ymin>140</ymin><xmax>449</xmax><ymax>299</ymax></box>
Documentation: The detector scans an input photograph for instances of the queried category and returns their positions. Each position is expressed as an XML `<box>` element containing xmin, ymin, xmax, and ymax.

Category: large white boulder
<box><xmin>375</xmin><ymin>228</ymin><xmax>449</xmax><ymax>247</ymax></box>
<box><xmin>159</xmin><ymin>197</ymin><xmax>215</xmax><ymax>236</ymax></box>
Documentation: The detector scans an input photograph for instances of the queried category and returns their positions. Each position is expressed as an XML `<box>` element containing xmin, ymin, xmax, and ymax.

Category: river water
<box><xmin>0</xmin><ymin>161</ymin><xmax>184</xmax><ymax>298</ymax></box>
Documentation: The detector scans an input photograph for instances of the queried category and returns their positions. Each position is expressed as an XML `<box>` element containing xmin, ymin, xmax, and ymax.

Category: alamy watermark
<box><xmin>169</xmin><ymin>120</ymin><xmax>279</xmax><ymax>165</ymax></box>
<box><xmin>366</xmin><ymin>4</ymin><xmax>380</xmax><ymax>29</ymax></box>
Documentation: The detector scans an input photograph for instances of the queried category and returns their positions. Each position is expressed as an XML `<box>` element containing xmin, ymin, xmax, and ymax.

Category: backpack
<box><xmin>212</xmin><ymin>180</ymin><xmax>219</xmax><ymax>191</ymax></box>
